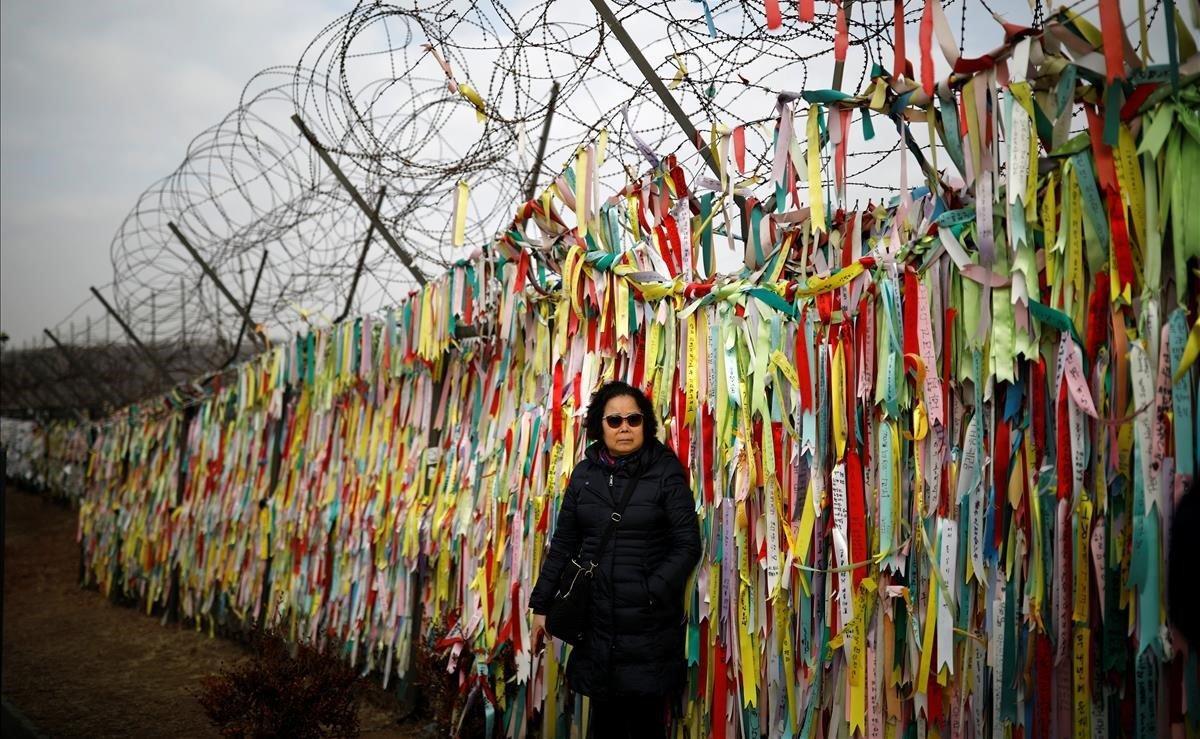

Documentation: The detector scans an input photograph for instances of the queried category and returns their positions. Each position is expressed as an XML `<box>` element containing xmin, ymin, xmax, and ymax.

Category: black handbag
<box><xmin>546</xmin><ymin>468</ymin><xmax>643</xmax><ymax>645</ymax></box>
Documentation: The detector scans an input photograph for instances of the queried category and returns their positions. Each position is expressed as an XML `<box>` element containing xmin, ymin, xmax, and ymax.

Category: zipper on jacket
<box><xmin>608</xmin><ymin>471</ymin><xmax>617</xmax><ymax>654</ymax></box>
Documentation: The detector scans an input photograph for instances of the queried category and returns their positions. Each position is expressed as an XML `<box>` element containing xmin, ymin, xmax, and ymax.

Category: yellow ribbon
<box><xmin>807</xmin><ymin>105</ymin><xmax>825</xmax><ymax>235</ymax></box>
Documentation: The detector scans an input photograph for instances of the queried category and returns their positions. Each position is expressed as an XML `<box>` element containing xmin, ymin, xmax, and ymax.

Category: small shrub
<box><xmin>198</xmin><ymin>628</ymin><xmax>360</xmax><ymax>738</ymax></box>
<box><xmin>409</xmin><ymin>625</ymin><xmax>457</xmax><ymax>732</ymax></box>
<box><xmin>414</xmin><ymin>619</ymin><xmax>524</xmax><ymax>738</ymax></box>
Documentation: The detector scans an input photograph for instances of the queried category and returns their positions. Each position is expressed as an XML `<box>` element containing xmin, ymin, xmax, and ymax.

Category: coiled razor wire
<box><xmin>99</xmin><ymin>0</ymin><xmax>1139</xmax><ymax>374</ymax></box>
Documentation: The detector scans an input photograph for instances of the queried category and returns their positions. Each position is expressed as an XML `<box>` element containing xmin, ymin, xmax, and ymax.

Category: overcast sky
<box><xmin>0</xmin><ymin>1</ymin><xmax>345</xmax><ymax>348</ymax></box>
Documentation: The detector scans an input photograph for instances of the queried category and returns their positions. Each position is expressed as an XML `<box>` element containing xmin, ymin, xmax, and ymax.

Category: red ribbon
<box><xmin>1098</xmin><ymin>0</ymin><xmax>1126</xmax><ymax>81</ymax></box>
<box><xmin>712</xmin><ymin>640</ymin><xmax>728</xmax><ymax>739</ymax></box>
<box><xmin>927</xmin><ymin>677</ymin><xmax>944</xmax><ymax>724</ymax></box>
<box><xmin>485</xmin><ymin>544</ymin><xmax>496</xmax><ymax>618</ymax></box>
<box><xmin>835</xmin><ymin>1</ymin><xmax>848</xmax><ymax>62</ymax></box>
<box><xmin>893</xmin><ymin>0</ymin><xmax>907</xmax><ymax>79</ymax></box>
<box><xmin>1106</xmin><ymin>190</ymin><xmax>1135</xmax><ymax>299</ymax></box>
<box><xmin>1084</xmin><ymin>106</ymin><xmax>1119</xmax><ymax>191</ymax></box>
<box><xmin>834</xmin><ymin>109</ymin><xmax>851</xmax><ymax>196</ymax></box>
<box><xmin>654</xmin><ymin>224</ymin><xmax>678</xmax><ymax>276</ymax></box>
<box><xmin>1034</xmin><ymin>633</ymin><xmax>1053</xmax><ymax>736</ymax></box>
<box><xmin>765</xmin><ymin>0</ymin><xmax>783</xmax><ymax>29</ymax></box>
<box><xmin>993</xmin><ymin>415</ymin><xmax>1010</xmax><ymax>551</ymax></box>
<box><xmin>550</xmin><ymin>364</ymin><xmax>563</xmax><ymax>442</ymax></box>
<box><xmin>1120</xmin><ymin>83</ymin><xmax>1158</xmax><ymax>119</ymax></box>
<box><xmin>674</xmin><ymin>386</ymin><xmax>690</xmax><ymax>472</ymax></box>
<box><xmin>632</xmin><ymin>330</ymin><xmax>646</xmax><ymax>388</ymax></box>
<box><xmin>702</xmin><ymin>405</ymin><xmax>715</xmax><ymax>505</ymax></box>
<box><xmin>842</xmin><ymin>213</ymin><xmax>857</xmax><ymax>268</ymax></box>
<box><xmin>733</xmin><ymin>125</ymin><xmax>747</xmax><ymax>173</ymax></box>
<box><xmin>514</xmin><ymin>249</ymin><xmax>530</xmax><ymax>293</ymax></box>
<box><xmin>788</xmin><ymin>157</ymin><xmax>802</xmax><ymax>208</ymax></box>
<box><xmin>669</xmin><ymin>160</ymin><xmax>689</xmax><ymax>200</ymax></box>
<box><xmin>1032</xmin><ymin>357</ymin><xmax>1046</xmax><ymax>460</ymax></box>
<box><xmin>796</xmin><ymin>308</ymin><xmax>813</xmax><ymax>411</ymax></box>
<box><xmin>537</xmin><ymin>494</ymin><xmax>549</xmax><ymax>535</ymax></box>
<box><xmin>840</xmin><ymin>322</ymin><xmax>855</xmax><ymax>456</ymax></box>
<box><xmin>903</xmin><ymin>269</ymin><xmax>919</xmax><ymax>357</ymax></box>
<box><xmin>952</xmin><ymin>55</ymin><xmax>996</xmax><ymax>74</ymax></box>
<box><xmin>663</xmin><ymin>214</ymin><xmax>685</xmax><ymax>276</ymax></box>
<box><xmin>1085</xmin><ymin>272</ymin><xmax>1109</xmax><ymax>364</ymax></box>
<box><xmin>635</xmin><ymin>186</ymin><xmax>650</xmax><ymax>233</ymax></box>
<box><xmin>846</xmin><ymin>447</ymin><xmax>867</xmax><ymax>589</ymax></box>
<box><xmin>683</xmin><ymin>279</ymin><xmax>716</xmax><ymax>299</ymax></box>
<box><xmin>1055</xmin><ymin>383</ymin><xmax>1071</xmax><ymax>501</ymax></box>
<box><xmin>920</xmin><ymin>0</ymin><xmax>935</xmax><ymax>96</ymax></box>
<box><xmin>508</xmin><ymin>582</ymin><xmax>522</xmax><ymax>650</ymax></box>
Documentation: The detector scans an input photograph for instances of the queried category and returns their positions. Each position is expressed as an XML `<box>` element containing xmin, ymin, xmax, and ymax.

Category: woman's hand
<box><xmin>532</xmin><ymin>613</ymin><xmax>547</xmax><ymax>649</ymax></box>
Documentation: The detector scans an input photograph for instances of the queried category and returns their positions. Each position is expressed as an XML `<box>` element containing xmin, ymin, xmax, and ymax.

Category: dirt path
<box><xmin>1</xmin><ymin>485</ymin><xmax>427</xmax><ymax>738</ymax></box>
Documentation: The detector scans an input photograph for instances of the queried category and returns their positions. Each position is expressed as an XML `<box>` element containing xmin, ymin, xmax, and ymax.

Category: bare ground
<box><xmin>1</xmin><ymin>485</ymin><xmax>431</xmax><ymax>738</ymax></box>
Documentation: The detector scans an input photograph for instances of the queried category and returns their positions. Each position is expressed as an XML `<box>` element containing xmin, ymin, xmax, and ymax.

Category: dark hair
<box><xmin>584</xmin><ymin>380</ymin><xmax>658</xmax><ymax>442</ymax></box>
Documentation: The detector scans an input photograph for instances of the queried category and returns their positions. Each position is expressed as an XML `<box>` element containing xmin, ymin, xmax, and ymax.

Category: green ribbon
<box><xmin>1027</xmin><ymin>300</ymin><xmax>1085</xmax><ymax>348</ymax></box>
<box><xmin>1103</xmin><ymin>83</ymin><xmax>1124</xmax><ymax>147</ymax></box>
<box><xmin>747</xmin><ymin>287</ymin><xmax>798</xmax><ymax>318</ymax></box>
<box><xmin>1070</xmin><ymin>150</ymin><xmax>1110</xmax><ymax>256</ymax></box>
<box><xmin>935</xmin><ymin>207</ymin><xmax>975</xmax><ymax>227</ymax></box>
<box><xmin>939</xmin><ymin>95</ymin><xmax>966</xmax><ymax>175</ymax></box>
<box><xmin>801</xmin><ymin>89</ymin><xmax>853</xmax><ymax>104</ymax></box>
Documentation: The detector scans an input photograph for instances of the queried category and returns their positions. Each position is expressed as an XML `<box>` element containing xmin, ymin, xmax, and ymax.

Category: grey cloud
<box><xmin>1</xmin><ymin>1</ymin><xmax>340</xmax><ymax>346</ymax></box>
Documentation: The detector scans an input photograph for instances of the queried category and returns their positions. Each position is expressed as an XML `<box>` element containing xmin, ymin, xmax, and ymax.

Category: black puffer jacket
<box><xmin>529</xmin><ymin>438</ymin><xmax>702</xmax><ymax>698</ymax></box>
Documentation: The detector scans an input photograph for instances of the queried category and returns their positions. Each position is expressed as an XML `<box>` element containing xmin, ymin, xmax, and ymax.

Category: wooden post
<box><xmin>523</xmin><ymin>82</ymin><xmax>561</xmax><ymax>203</ymax></box>
<box><xmin>587</xmin><ymin>0</ymin><xmax>722</xmax><ymax>179</ymax></box>
<box><xmin>215</xmin><ymin>301</ymin><xmax>224</xmax><ymax>347</ymax></box>
<box><xmin>586</xmin><ymin>0</ymin><xmax>749</xmax><ymax>239</ymax></box>
<box><xmin>222</xmin><ymin>249</ymin><xmax>269</xmax><ymax>368</ymax></box>
<box><xmin>290</xmin><ymin>114</ymin><xmax>427</xmax><ymax>286</ymax></box>
<box><xmin>336</xmin><ymin>186</ymin><xmax>387</xmax><ymax>324</ymax></box>
<box><xmin>168</xmin><ymin>222</ymin><xmax>264</xmax><ymax>347</ymax></box>
<box><xmin>89</xmin><ymin>286</ymin><xmax>173</xmax><ymax>385</ymax></box>
<box><xmin>180</xmin><ymin>278</ymin><xmax>187</xmax><ymax>347</ymax></box>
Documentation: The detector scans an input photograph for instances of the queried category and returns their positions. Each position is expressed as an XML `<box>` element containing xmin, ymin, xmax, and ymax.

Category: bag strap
<box><xmin>585</xmin><ymin>467</ymin><xmax>644</xmax><ymax>568</ymax></box>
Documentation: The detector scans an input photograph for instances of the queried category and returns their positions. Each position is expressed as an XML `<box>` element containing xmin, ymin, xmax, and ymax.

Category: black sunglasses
<box><xmin>604</xmin><ymin>412</ymin><xmax>644</xmax><ymax>429</ymax></box>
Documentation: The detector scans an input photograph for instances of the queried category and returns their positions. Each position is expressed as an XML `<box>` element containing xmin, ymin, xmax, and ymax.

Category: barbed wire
<box><xmin>12</xmin><ymin>0</ymin><xmax>1148</xmax><ymax>412</ymax></box>
<box><xmin>102</xmin><ymin>0</ymin><xmax>977</xmax><ymax>354</ymax></box>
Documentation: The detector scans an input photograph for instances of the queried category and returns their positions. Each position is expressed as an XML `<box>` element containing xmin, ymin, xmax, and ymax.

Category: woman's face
<box><xmin>601</xmin><ymin>394</ymin><xmax>645</xmax><ymax>456</ymax></box>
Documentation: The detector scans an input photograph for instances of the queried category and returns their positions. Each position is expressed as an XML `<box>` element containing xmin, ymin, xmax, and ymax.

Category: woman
<box><xmin>529</xmin><ymin>380</ymin><xmax>701</xmax><ymax>737</ymax></box>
